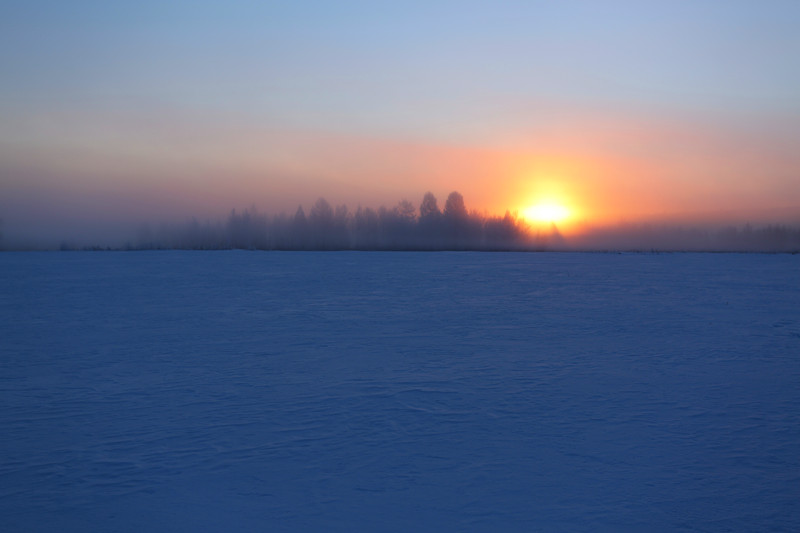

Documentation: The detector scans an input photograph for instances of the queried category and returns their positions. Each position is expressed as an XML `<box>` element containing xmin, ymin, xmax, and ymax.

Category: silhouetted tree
<box><xmin>417</xmin><ymin>192</ymin><xmax>444</xmax><ymax>248</ymax></box>
<box><xmin>484</xmin><ymin>211</ymin><xmax>526</xmax><ymax>250</ymax></box>
<box><xmin>293</xmin><ymin>205</ymin><xmax>307</xmax><ymax>226</ymax></box>
<box><xmin>441</xmin><ymin>191</ymin><xmax>475</xmax><ymax>248</ymax></box>
<box><xmin>310</xmin><ymin>198</ymin><xmax>334</xmax><ymax>227</ymax></box>
<box><xmin>354</xmin><ymin>206</ymin><xmax>380</xmax><ymax>249</ymax></box>
<box><xmin>419</xmin><ymin>192</ymin><xmax>441</xmax><ymax>219</ymax></box>
<box><xmin>226</xmin><ymin>207</ymin><xmax>267</xmax><ymax>249</ymax></box>
<box><xmin>395</xmin><ymin>199</ymin><xmax>416</xmax><ymax>222</ymax></box>
<box><xmin>292</xmin><ymin>205</ymin><xmax>309</xmax><ymax>249</ymax></box>
<box><xmin>444</xmin><ymin>191</ymin><xmax>467</xmax><ymax>220</ymax></box>
<box><xmin>309</xmin><ymin>198</ymin><xmax>349</xmax><ymax>249</ymax></box>
<box><xmin>332</xmin><ymin>204</ymin><xmax>351</xmax><ymax>248</ymax></box>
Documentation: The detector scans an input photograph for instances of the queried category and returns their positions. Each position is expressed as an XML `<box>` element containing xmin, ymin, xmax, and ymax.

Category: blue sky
<box><xmin>4</xmin><ymin>1</ymin><xmax>797</xmax><ymax>134</ymax></box>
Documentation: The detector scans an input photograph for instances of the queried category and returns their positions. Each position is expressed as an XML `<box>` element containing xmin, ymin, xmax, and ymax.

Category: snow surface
<box><xmin>1</xmin><ymin>251</ymin><xmax>799</xmax><ymax>532</ymax></box>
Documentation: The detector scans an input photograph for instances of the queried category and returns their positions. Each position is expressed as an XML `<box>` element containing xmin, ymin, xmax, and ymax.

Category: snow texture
<box><xmin>1</xmin><ymin>251</ymin><xmax>799</xmax><ymax>531</ymax></box>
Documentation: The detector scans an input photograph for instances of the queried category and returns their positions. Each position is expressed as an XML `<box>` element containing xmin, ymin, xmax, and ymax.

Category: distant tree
<box><xmin>332</xmin><ymin>204</ymin><xmax>351</xmax><ymax>248</ymax></box>
<box><xmin>334</xmin><ymin>204</ymin><xmax>349</xmax><ymax>224</ymax></box>
<box><xmin>226</xmin><ymin>208</ymin><xmax>242</xmax><ymax>248</ymax></box>
<box><xmin>226</xmin><ymin>207</ymin><xmax>267</xmax><ymax>249</ymax></box>
<box><xmin>394</xmin><ymin>199</ymin><xmax>416</xmax><ymax>222</ymax></box>
<box><xmin>310</xmin><ymin>198</ymin><xmax>334</xmax><ymax>227</ymax></box>
<box><xmin>309</xmin><ymin>198</ymin><xmax>342</xmax><ymax>249</ymax></box>
<box><xmin>385</xmin><ymin>199</ymin><xmax>417</xmax><ymax>249</ymax></box>
<box><xmin>293</xmin><ymin>205</ymin><xmax>307</xmax><ymax>226</ymax></box>
<box><xmin>418</xmin><ymin>192</ymin><xmax>444</xmax><ymax>249</ymax></box>
<box><xmin>419</xmin><ymin>192</ymin><xmax>441</xmax><ymax>219</ymax></box>
<box><xmin>354</xmin><ymin>206</ymin><xmax>380</xmax><ymax>249</ymax></box>
<box><xmin>440</xmin><ymin>191</ymin><xmax>473</xmax><ymax>248</ymax></box>
<box><xmin>443</xmin><ymin>191</ymin><xmax>467</xmax><ymax>220</ymax></box>
<box><xmin>292</xmin><ymin>205</ymin><xmax>309</xmax><ymax>249</ymax></box>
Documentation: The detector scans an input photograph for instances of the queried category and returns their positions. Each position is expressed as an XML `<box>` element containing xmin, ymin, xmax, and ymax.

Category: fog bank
<box><xmin>4</xmin><ymin>191</ymin><xmax>797</xmax><ymax>253</ymax></box>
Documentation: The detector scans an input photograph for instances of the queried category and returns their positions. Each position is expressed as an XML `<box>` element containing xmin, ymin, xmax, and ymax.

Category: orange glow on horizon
<box><xmin>4</xmin><ymin>107</ymin><xmax>797</xmax><ymax>239</ymax></box>
<box><xmin>523</xmin><ymin>202</ymin><xmax>571</xmax><ymax>224</ymax></box>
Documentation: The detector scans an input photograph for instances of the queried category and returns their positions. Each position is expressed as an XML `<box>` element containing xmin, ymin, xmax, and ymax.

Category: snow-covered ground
<box><xmin>1</xmin><ymin>251</ymin><xmax>799</xmax><ymax>531</ymax></box>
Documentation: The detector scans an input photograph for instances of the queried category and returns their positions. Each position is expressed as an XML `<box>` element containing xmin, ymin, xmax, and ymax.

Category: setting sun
<box><xmin>523</xmin><ymin>203</ymin><xmax>571</xmax><ymax>224</ymax></box>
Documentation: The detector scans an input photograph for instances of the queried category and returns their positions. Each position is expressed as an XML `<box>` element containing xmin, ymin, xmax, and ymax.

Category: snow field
<box><xmin>1</xmin><ymin>251</ymin><xmax>799</xmax><ymax>531</ymax></box>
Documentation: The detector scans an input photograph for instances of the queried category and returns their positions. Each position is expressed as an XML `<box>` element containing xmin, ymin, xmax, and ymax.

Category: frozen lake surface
<box><xmin>2</xmin><ymin>251</ymin><xmax>799</xmax><ymax>531</ymax></box>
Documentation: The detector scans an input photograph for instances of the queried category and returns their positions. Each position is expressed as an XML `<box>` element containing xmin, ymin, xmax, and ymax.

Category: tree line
<box><xmin>30</xmin><ymin>189</ymin><xmax>798</xmax><ymax>252</ymax></box>
<box><xmin>132</xmin><ymin>191</ymin><xmax>558</xmax><ymax>251</ymax></box>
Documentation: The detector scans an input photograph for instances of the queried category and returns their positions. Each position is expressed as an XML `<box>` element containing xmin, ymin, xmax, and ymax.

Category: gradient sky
<box><xmin>1</xmin><ymin>1</ymin><xmax>799</xmax><ymax>245</ymax></box>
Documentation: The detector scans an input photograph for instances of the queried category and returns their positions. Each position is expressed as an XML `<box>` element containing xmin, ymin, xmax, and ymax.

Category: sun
<box><xmin>523</xmin><ymin>202</ymin><xmax>571</xmax><ymax>224</ymax></box>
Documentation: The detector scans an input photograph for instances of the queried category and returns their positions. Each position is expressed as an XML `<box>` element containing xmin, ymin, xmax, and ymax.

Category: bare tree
<box><xmin>394</xmin><ymin>199</ymin><xmax>416</xmax><ymax>221</ymax></box>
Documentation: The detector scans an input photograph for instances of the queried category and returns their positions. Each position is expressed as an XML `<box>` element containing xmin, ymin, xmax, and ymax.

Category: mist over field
<box><xmin>2</xmin><ymin>191</ymin><xmax>798</xmax><ymax>253</ymax></box>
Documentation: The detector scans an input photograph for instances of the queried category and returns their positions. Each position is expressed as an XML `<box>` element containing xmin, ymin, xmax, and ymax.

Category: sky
<box><xmin>1</xmin><ymin>1</ymin><xmax>799</xmax><ymax>246</ymax></box>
